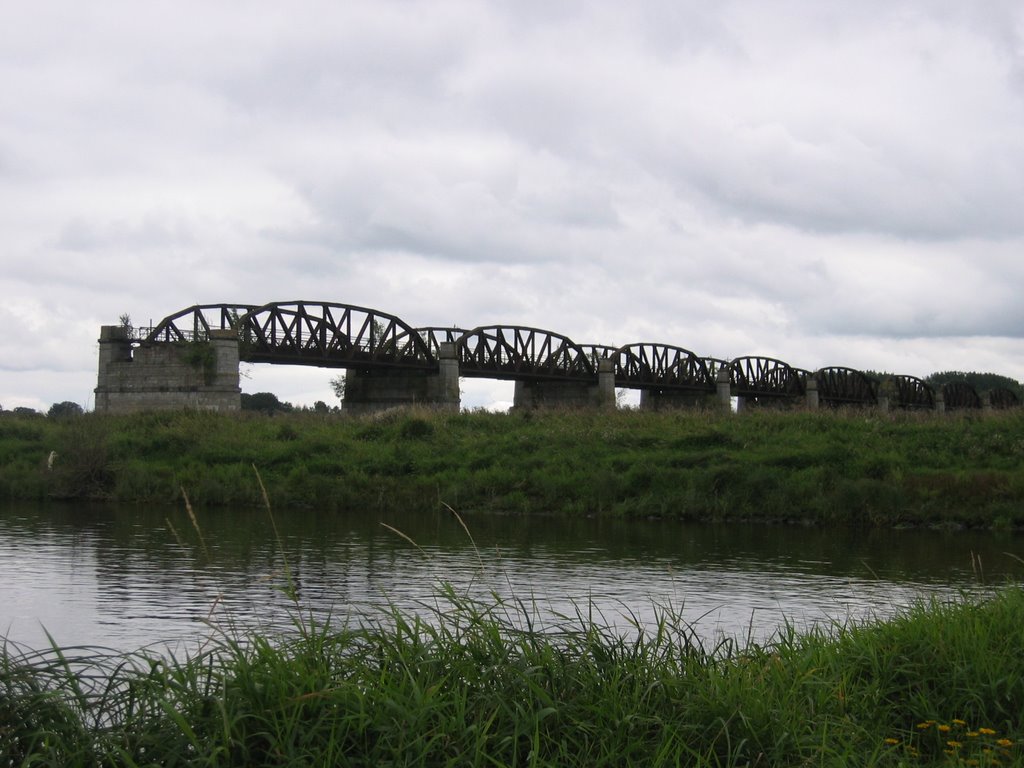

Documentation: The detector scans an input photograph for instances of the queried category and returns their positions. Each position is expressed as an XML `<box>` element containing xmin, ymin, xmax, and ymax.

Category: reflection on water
<box><xmin>1</xmin><ymin>501</ymin><xmax>1021</xmax><ymax>654</ymax></box>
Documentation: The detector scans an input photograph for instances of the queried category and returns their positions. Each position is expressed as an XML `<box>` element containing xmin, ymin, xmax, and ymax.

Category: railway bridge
<box><xmin>95</xmin><ymin>301</ymin><xmax>1018</xmax><ymax>414</ymax></box>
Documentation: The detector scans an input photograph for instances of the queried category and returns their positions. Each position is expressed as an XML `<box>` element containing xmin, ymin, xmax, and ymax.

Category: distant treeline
<box><xmin>858</xmin><ymin>370</ymin><xmax>1022</xmax><ymax>398</ymax></box>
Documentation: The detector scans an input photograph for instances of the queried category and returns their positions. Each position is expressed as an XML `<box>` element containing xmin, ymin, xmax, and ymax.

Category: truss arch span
<box><xmin>814</xmin><ymin>367</ymin><xmax>879</xmax><ymax>406</ymax></box>
<box><xmin>615</xmin><ymin>343</ymin><xmax>714</xmax><ymax>391</ymax></box>
<box><xmin>239</xmin><ymin>301</ymin><xmax>434</xmax><ymax>369</ymax></box>
<box><xmin>727</xmin><ymin>356</ymin><xmax>805</xmax><ymax>400</ymax></box>
<box><xmin>941</xmin><ymin>381</ymin><xmax>982</xmax><ymax>410</ymax></box>
<box><xmin>145</xmin><ymin>304</ymin><xmax>260</xmax><ymax>342</ymax></box>
<box><xmin>456</xmin><ymin>326</ymin><xmax>596</xmax><ymax>381</ymax></box>
<box><xmin>889</xmin><ymin>375</ymin><xmax>935</xmax><ymax>410</ymax></box>
<box><xmin>988</xmin><ymin>387</ymin><xmax>1020</xmax><ymax>409</ymax></box>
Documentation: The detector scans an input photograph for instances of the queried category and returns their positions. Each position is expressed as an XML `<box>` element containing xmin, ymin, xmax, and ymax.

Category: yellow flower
<box><xmin>917</xmin><ymin>721</ymin><xmax>933</xmax><ymax>730</ymax></box>
<box><xmin>996</xmin><ymin>738</ymin><xmax>1014</xmax><ymax>747</ymax></box>
<box><xmin>952</xmin><ymin>719</ymin><xmax>968</xmax><ymax>726</ymax></box>
<box><xmin>947</xmin><ymin>740</ymin><xmax>962</xmax><ymax>748</ymax></box>
<box><xmin>967</xmin><ymin>731</ymin><xmax>980</xmax><ymax>738</ymax></box>
<box><xmin>884</xmin><ymin>738</ymin><xmax>900</xmax><ymax>745</ymax></box>
<box><xmin>938</xmin><ymin>724</ymin><xmax>952</xmax><ymax>732</ymax></box>
<box><xmin>980</xmin><ymin>728</ymin><xmax>997</xmax><ymax>735</ymax></box>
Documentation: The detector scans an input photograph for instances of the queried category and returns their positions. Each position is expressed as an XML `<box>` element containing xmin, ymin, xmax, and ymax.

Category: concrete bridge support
<box><xmin>638</xmin><ymin>390</ymin><xmax>717</xmax><ymax>410</ymax></box>
<box><xmin>805</xmin><ymin>378</ymin><xmax>819</xmax><ymax>409</ymax></box>
<box><xmin>94</xmin><ymin>327</ymin><xmax>241</xmax><ymax>413</ymax></box>
<box><xmin>512</xmin><ymin>360</ymin><xmax>617</xmax><ymax>410</ymax></box>
<box><xmin>717</xmin><ymin>369</ymin><xmax>733</xmax><ymax>411</ymax></box>
<box><xmin>342</xmin><ymin>343</ymin><xmax>460</xmax><ymax>415</ymax></box>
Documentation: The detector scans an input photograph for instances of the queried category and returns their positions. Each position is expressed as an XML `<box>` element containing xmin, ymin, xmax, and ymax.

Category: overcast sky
<box><xmin>3</xmin><ymin>1</ymin><xmax>1023</xmax><ymax>411</ymax></box>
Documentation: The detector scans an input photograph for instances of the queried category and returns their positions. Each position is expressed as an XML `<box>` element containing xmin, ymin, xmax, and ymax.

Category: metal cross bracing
<box><xmin>989</xmin><ymin>387</ymin><xmax>1020</xmax><ymax>409</ymax></box>
<box><xmin>814</xmin><ymin>367</ymin><xmax>880</xmax><ymax>406</ymax></box>
<box><xmin>727</xmin><ymin>357</ymin><xmax>806</xmax><ymax>400</ymax></box>
<box><xmin>890</xmin><ymin>375</ymin><xmax>935</xmax><ymax>409</ymax></box>
<box><xmin>238</xmin><ymin>302</ymin><xmax>435</xmax><ymax>369</ymax></box>
<box><xmin>941</xmin><ymin>381</ymin><xmax>982</xmax><ymax>410</ymax></box>
<box><xmin>579</xmin><ymin>344</ymin><xmax>619</xmax><ymax>367</ymax></box>
<box><xmin>456</xmin><ymin>326</ymin><xmax>596</xmax><ymax>382</ymax></box>
<box><xmin>145</xmin><ymin>304</ymin><xmax>260</xmax><ymax>343</ymax></box>
<box><xmin>614</xmin><ymin>343</ymin><xmax>715</xmax><ymax>392</ymax></box>
<box><xmin>413</xmin><ymin>327</ymin><xmax>470</xmax><ymax>358</ymax></box>
<box><xmin>704</xmin><ymin>358</ymin><xmax>728</xmax><ymax>381</ymax></box>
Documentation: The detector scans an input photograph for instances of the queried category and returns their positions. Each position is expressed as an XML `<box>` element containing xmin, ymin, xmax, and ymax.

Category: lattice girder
<box><xmin>412</xmin><ymin>327</ymin><xmax>470</xmax><ymax>358</ymax></box>
<box><xmin>457</xmin><ymin>326</ymin><xmax>596</xmax><ymax>381</ymax></box>
<box><xmin>615</xmin><ymin>343</ymin><xmax>714</xmax><ymax>391</ymax></box>
<box><xmin>890</xmin><ymin>375</ymin><xmax>935</xmax><ymax>409</ymax></box>
<box><xmin>941</xmin><ymin>381</ymin><xmax>982</xmax><ymax>410</ymax></box>
<box><xmin>814</xmin><ymin>367</ymin><xmax>879</xmax><ymax>405</ymax></box>
<box><xmin>727</xmin><ymin>356</ymin><xmax>805</xmax><ymax>399</ymax></box>
<box><xmin>239</xmin><ymin>301</ymin><xmax>433</xmax><ymax>369</ymax></box>
<box><xmin>988</xmin><ymin>387</ymin><xmax>1020</xmax><ymax>409</ymax></box>
<box><xmin>145</xmin><ymin>304</ymin><xmax>259</xmax><ymax>343</ymax></box>
<box><xmin>579</xmin><ymin>344</ymin><xmax>619</xmax><ymax>368</ymax></box>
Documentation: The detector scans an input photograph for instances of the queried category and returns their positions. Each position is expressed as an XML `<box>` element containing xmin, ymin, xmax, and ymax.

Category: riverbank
<box><xmin>3</xmin><ymin>407</ymin><xmax>1024</xmax><ymax>527</ymax></box>
<box><xmin>3</xmin><ymin>585</ymin><xmax>1023</xmax><ymax>766</ymax></box>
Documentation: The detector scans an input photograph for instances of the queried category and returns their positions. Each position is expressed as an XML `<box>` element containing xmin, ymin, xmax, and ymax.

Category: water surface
<box><xmin>1</xmin><ymin>502</ymin><xmax>1020</xmax><ymax>654</ymax></box>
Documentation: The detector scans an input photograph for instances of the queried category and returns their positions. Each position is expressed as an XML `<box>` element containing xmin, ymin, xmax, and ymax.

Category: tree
<box><xmin>240</xmin><ymin>392</ymin><xmax>293</xmax><ymax>414</ymax></box>
<box><xmin>329</xmin><ymin>374</ymin><xmax>346</xmax><ymax>403</ymax></box>
<box><xmin>48</xmin><ymin>401</ymin><xmax>84</xmax><ymax>418</ymax></box>
<box><xmin>925</xmin><ymin>371</ymin><xmax>1024</xmax><ymax>398</ymax></box>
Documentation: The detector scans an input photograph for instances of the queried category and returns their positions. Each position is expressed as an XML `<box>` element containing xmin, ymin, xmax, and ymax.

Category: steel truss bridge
<box><xmin>138</xmin><ymin>301</ymin><xmax>1018</xmax><ymax>410</ymax></box>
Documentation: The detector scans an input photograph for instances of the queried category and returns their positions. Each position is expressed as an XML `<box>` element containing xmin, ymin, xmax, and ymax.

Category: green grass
<box><xmin>2</xmin><ymin>585</ymin><xmax>1023</xmax><ymax>766</ymax></box>
<box><xmin>4</xmin><ymin>406</ymin><xmax>1024</xmax><ymax>527</ymax></box>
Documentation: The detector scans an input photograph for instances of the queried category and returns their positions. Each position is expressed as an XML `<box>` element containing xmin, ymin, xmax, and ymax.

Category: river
<box><xmin>1</xmin><ymin>501</ymin><xmax>1021</xmax><ymax>655</ymax></box>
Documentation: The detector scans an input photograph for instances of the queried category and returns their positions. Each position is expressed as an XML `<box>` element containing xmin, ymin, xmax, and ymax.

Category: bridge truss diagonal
<box><xmin>456</xmin><ymin>326</ymin><xmax>596</xmax><ymax>382</ymax></box>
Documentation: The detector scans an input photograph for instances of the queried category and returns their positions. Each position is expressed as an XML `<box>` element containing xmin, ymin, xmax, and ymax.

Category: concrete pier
<box><xmin>94</xmin><ymin>326</ymin><xmax>241</xmax><ymax>413</ymax></box>
<box><xmin>717</xmin><ymin>368</ymin><xmax>732</xmax><ymax>410</ymax></box>
<box><xmin>510</xmin><ymin>359</ymin><xmax>616</xmax><ymax>410</ymax></box>
<box><xmin>342</xmin><ymin>342</ymin><xmax>461</xmax><ymax>415</ymax></box>
<box><xmin>805</xmin><ymin>377</ymin><xmax>819</xmax><ymax>409</ymax></box>
<box><xmin>638</xmin><ymin>389</ymin><xmax>716</xmax><ymax>410</ymax></box>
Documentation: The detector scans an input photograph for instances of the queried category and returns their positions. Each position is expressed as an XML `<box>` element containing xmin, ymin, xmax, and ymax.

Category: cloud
<box><xmin>3</xmin><ymin>1</ymin><xmax>1024</xmax><ymax>410</ymax></box>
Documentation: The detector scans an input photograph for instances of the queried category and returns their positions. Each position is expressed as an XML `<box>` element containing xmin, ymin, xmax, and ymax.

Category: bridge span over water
<box><xmin>95</xmin><ymin>301</ymin><xmax>1018</xmax><ymax>414</ymax></box>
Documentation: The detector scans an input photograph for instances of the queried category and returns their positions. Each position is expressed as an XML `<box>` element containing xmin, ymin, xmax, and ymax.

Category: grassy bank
<box><xmin>2</xmin><ymin>585</ymin><xmax>1023</xmax><ymax>766</ymax></box>
<box><xmin>3</xmin><ymin>407</ymin><xmax>1024</xmax><ymax>527</ymax></box>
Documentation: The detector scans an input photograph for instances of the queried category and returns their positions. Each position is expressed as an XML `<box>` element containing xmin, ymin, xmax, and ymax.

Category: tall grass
<box><xmin>3</xmin><ymin>585</ymin><xmax>1023</xmax><ymax>766</ymax></box>
<box><xmin>4</xmin><ymin>406</ymin><xmax>1024</xmax><ymax>527</ymax></box>
<box><xmin>4</xmin><ymin>474</ymin><xmax>1023</xmax><ymax>766</ymax></box>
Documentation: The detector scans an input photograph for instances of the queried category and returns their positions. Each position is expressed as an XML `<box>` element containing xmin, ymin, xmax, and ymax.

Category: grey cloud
<box><xmin>5</xmin><ymin>1</ymin><xmax>1024</xmax><ymax>408</ymax></box>
<box><xmin>56</xmin><ymin>215</ymin><xmax>198</xmax><ymax>252</ymax></box>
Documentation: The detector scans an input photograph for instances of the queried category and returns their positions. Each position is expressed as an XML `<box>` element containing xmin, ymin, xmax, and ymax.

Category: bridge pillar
<box><xmin>597</xmin><ymin>359</ymin><xmax>616</xmax><ymax>409</ymax></box>
<box><xmin>638</xmin><ymin>389</ymin><xmax>716</xmax><ymax>410</ymax></box>
<box><xmin>510</xmin><ymin>359</ymin><xmax>616</xmax><ymax>410</ymax></box>
<box><xmin>342</xmin><ymin>342</ymin><xmax>460</xmax><ymax>415</ymax></box>
<box><xmin>935</xmin><ymin>393</ymin><xmax>945</xmax><ymax>414</ymax></box>
<box><xmin>878</xmin><ymin>395</ymin><xmax>890</xmax><ymax>414</ymax></box>
<box><xmin>716</xmin><ymin>368</ymin><xmax>732</xmax><ymax>410</ymax></box>
<box><xmin>94</xmin><ymin>326</ymin><xmax>241</xmax><ymax>413</ymax></box>
<box><xmin>805</xmin><ymin>377</ymin><xmax>819</xmax><ymax>409</ymax></box>
<box><xmin>511</xmin><ymin>380</ymin><xmax>602</xmax><ymax>409</ymax></box>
